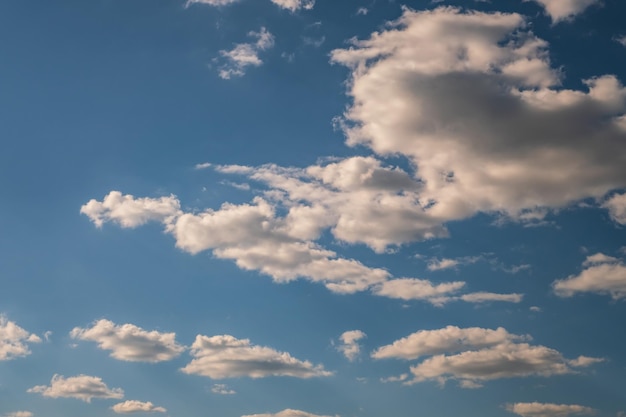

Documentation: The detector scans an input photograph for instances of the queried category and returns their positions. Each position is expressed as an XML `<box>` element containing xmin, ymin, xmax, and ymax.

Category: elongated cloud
<box><xmin>525</xmin><ymin>0</ymin><xmax>600</xmax><ymax>22</ymax></box>
<box><xmin>374</xmin><ymin>326</ymin><xmax>600</xmax><ymax>387</ymax></box>
<box><xmin>181</xmin><ymin>334</ymin><xmax>331</xmax><ymax>379</ymax></box>
<box><xmin>242</xmin><ymin>411</ymin><xmax>335</xmax><ymax>417</ymax></box>
<box><xmin>338</xmin><ymin>330</ymin><xmax>366</xmax><ymax>361</ymax></box>
<box><xmin>28</xmin><ymin>374</ymin><xmax>124</xmax><ymax>402</ymax></box>
<box><xmin>0</xmin><ymin>316</ymin><xmax>41</xmax><ymax>361</ymax></box>
<box><xmin>506</xmin><ymin>402</ymin><xmax>595</xmax><ymax>417</ymax></box>
<box><xmin>372</xmin><ymin>326</ymin><xmax>524</xmax><ymax>360</ymax></box>
<box><xmin>112</xmin><ymin>400</ymin><xmax>167</xmax><ymax>414</ymax></box>
<box><xmin>70</xmin><ymin>319</ymin><xmax>185</xmax><ymax>363</ymax></box>
<box><xmin>331</xmin><ymin>7</ymin><xmax>626</xmax><ymax>225</ymax></box>
<box><xmin>3</xmin><ymin>412</ymin><xmax>33</xmax><ymax>417</ymax></box>
<box><xmin>553</xmin><ymin>253</ymin><xmax>626</xmax><ymax>299</ymax></box>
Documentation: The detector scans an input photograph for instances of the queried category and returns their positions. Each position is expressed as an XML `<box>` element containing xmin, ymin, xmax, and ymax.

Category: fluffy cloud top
<box><xmin>338</xmin><ymin>330</ymin><xmax>366</xmax><ymax>361</ymax></box>
<box><xmin>506</xmin><ymin>402</ymin><xmax>595</xmax><ymax>417</ymax></box>
<box><xmin>0</xmin><ymin>316</ymin><xmax>41</xmax><ymax>361</ymax></box>
<box><xmin>112</xmin><ymin>400</ymin><xmax>167</xmax><ymax>414</ymax></box>
<box><xmin>181</xmin><ymin>334</ymin><xmax>331</xmax><ymax>379</ymax></box>
<box><xmin>217</xmin><ymin>28</ymin><xmax>274</xmax><ymax>79</ymax></box>
<box><xmin>553</xmin><ymin>253</ymin><xmax>626</xmax><ymax>299</ymax></box>
<box><xmin>3</xmin><ymin>412</ymin><xmax>33</xmax><ymax>417</ymax></box>
<box><xmin>70</xmin><ymin>319</ymin><xmax>185</xmax><ymax>363</ymax></box>
<box><xmin>526</xmin><ymin>0</ymin><xmax>600</xmax><ymax>22</ymax></box>
<box><xmin>373</xmin><ymin>326</ymin><xmax>600</xmax><ymax>387</ymax></box>
<box><xmin>241</xmin><ymin>410</ymin><xmax>335</xmax><ymax>417</ymax></box>
<box><xmin>331</xmin><ymin>7</ymin><xmax>626</xmax><ymax>225</ymax></box>
<box><xmin>28</xmin><ymin>374</ymin><xmax>124</xmax><ymax>402</ymax></box>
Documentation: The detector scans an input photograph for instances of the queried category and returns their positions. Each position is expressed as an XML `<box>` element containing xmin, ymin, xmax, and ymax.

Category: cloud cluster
<box><xmin>181</xmin><ymin>334</ymin><xmax>331</xmax><ymax>379</ymax></box>
<box><xmin>112</xmin><ymin>400</ymin><xmax>167</xmax><ymax>414</ymax></box>
<box><xmin>28</xmin><ymin>374</ymin><xmax>124</xmax><ymax>402</ymax></box>
<box><xmin>82</xmin><ymin>190</ymin><xmax>520</xmax><ymax>304</ymax></box>
<box><xmin>331</xmin><ymin>7</ymin><xmax>626</xmax><ymax>225</ymax></box>
<box><xmin>337</xmin><ymin>330</ymin><xmax>366</xmax><ymax>361</ymax></box>
<box><xmin>525</xmin><ymin>0</ymin><xmax>600</xmax><ymax>22</ymax></box>
<box><xmin>373</xmin><ymin>326</ymin><xmax>600</xmax><ymax>387</ymax></box>
<box><xmin>553</xmin><ymin>253</ymin><xmax>626</xmax><ymax>299</ymax></box>
<box><xmin>0</xmin><ymin>316</ymin><xmax>41</xmax><ymax>361</ymax></box>
<box><xmin>70</xmin><ymin>319</ymin><xmax>185</xmax><ymax>363</ymax></box>
<box><xmin>217</xmin><ymin>27</ymin><xmax>275</xmax><ymax>79</ymax></box>
<box><xmin>211</xmin><ymin>384</ymin><xmax>236</xmax><ymax>395</ymax></box>
<box><xmin>506</xmin><ymin>402</ymin><xmax>595</xmax><ymax>417</ymax></box>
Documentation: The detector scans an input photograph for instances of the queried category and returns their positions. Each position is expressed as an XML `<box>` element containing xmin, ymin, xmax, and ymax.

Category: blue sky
<box><xmin>1</xmin><ymin>0</ymin><xmax>626</xmax><ymax>416</ymax></box>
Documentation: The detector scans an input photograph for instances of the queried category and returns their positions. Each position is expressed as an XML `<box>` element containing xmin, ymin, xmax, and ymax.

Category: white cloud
<box><xmin>407</xmin><ymin>342</ymin><xmax>591</xmax><ymax>386</ymax></box>
<box><xmin>28</xmin><ymin>374</ymin><xmax>124</xmax><ymax>402</ymax></box>
<box><xmin>603</xmin><ymin>193</ymin><xmax>626</xmax><ymax>225</ymax></box>
<box><xmin>616</xmin><ymin>36</ymin><xmax>626</xmax><ymax>47</ymax></box>
<box><xmin>3</xmin><ymin>412</ymin><xmax>33</xmax><ymax>417</ymax></box>
<box><xmin>81</xmin><ymin>190</ymin><xmax>519</xmax><ymax>302</ymax></box>
<box><xmin>217</xmin><ymin>28</ymin><xmax>274</xmax><ymax>79</ymax></box>
<box><xmin>553</xmin><ymin>253</ymin><xmax>626</xmax><ymax>299</ymax></box>
<box><xmin>459</xmin><ymin>292</ymin><xmax>523</xmax><ymax>303</ymax></box>
<box><xmin>80</xmin><ymin>191</ymin><xmax>180</xmax><ymax>228</ymax></box>
<box><xmin>112</xmin><ymin>401</ymin><xmax>167</xmax><ymax>414</ymax></box>
<box><xmin>330</xmin><ymin>7</ymin><xmax>626</xmax><ymax>227</ymax></box>
<box><xmin>525</xmin><ymin>0</ymin><xmax>600</xmax><ymax>22</ymax></box>
<box><xmin>70</xmin><ymin>319</ymin><xmax>185</xmax><ymax>363</ymax></box>
<box><xmin>427</xmin><ymin>258</ymin><xmax>459</xmax><ymax>271</ymax></box>
<box><xmin>211</xmin><ymin>384</ymin><xmax>236</xmax><ymax>395</ymax></box>
<box><xmin>186</xmin><ymin>0</ymin><xmax>240</xmax><ymax>6</ymax></box>
<box><xmin>338</xmin><ymin>330</ymin><xmax>366</xmax><ymax>361</ymax></box>
<box><xmin>530</xmin><ymin>306</ymin><xmax>542</xmax><ymax>312</ymax></box>
<box><xmin>372</xmin><ymin>278</ymin><xmax>465</xmax><ymax>305</ymax></box>
<box><xmin>373</xmin><ymin>326</ymin><xmax>600</xmax><ymax>387</ymax></box>
<box><xmin>181</xmin><ymin>334</ymin><xmax>332</xmax><ymax>379</ymax></box>
<box><xmin>506</xmin><ymin>402</ymin><xmax>595</xmax><ymax>417</ymax></box>
<box><xmin>270</xmin><ymin>0</ymin><xmax>314</xmax><ymax>11</ymax></box>
<box><xmin>0</xmin><ymin>316</ymin><xmax>41</xmax><ymax>361</ymax></box>
<box><xmin>241</xmin><ymin>410</ymin><xmax>335</xmax><ymax>417</ymax></box>
<box><xmin>372</xmin><ymin>326</ymin><xmax>524</xmax><ymax>360</ymax></box>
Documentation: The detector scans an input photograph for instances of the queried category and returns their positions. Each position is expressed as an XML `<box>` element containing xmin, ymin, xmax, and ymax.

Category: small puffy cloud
<box><xmin>270</xmin><ymin>0</ymin><xmax>314</xmax><ymax>11</ymax></box>
<box><xmin>372</xmin><ymin>326</ymin><xmax>524</xmax><ymax>360</ymax></box>
<box><xmin>181</xmin><ymin>334</ymin><xmax>332</xmax><ymax>379</ymax></box>
<box><xmin>217</xmin><ymin>28</ymin><xmax>274</xmax><ymax>79</ymax></box>
<box><xmin>241</xmin><ymin>410</ymin><xmax>335</xmax><ymax>417</ymax></box>
<box><xmin>80</xmin><ymin>191</ymin><xmax>180</xmax><ymax>228</ymax></box>
<box><xmin>0</xmin><ymin>316</ymin><xmax>41</xmax><ymax>361</ymax></box>
<box><xmin>616</xmin><ymin>36</ymin><xmax>626</xmax><ymax>47</ymax></box>
<box><xmin>459</xmin><ymin>292</ymin><xmax>523</xmax><ymax>303</ymax></box>
<box><xmin>70</xmin><ymin>319</ymin><xmax>185</xmax><ymax>363</ymax></box>
<box><xmin>337</xmin><ymin>330</ymin><xmax>366</xmax><ymax>361</ymax></box>
<box><xmin>186</xmin><ymin>0</ymin><xmax>240</xmax><ymax>5</ymax></box>
<box><xmin>3</xmin><ymin>412</ymin><xmax>33</xmax><ymax>417</ymax></box>
<box><xmin>211</xmin><ymin>384</ymin><xmax>236</xmax><ymax>395</ymax></box>
<box><xmin>427</xmin><ymin>258</ymin><xmax>459</xmax><ymax>271</ymax></box>
<box><xmin>530</xmin><ymin>306</ymin><xmax>542</xmax><ymax>312</ymax></box>
<box><xmin>603</xmin><ymin>193</ymin><xmax>626</xmax><ymax>225</ymax></box>
<box><xmin>553</xmin><ymin>253</ymin><xmax>626</xmax><ymax>299</ymax></box>
<box><xmin>525</xmin><ymin>0</ymin><xmax>600</xmax><ymax>22</ymax></box>
<box><xmin>112</xmin><ymin>401</ymin><xmax>166</xmax><ymax>414</ymax></box>
<box><xmin>28</xmin><ymin>374</ymin><xmax>124</xmax><ymax>402</ymax></box>
<box><xmin>506</xmin><ymin>402</ymin><xmax>595</xmax><ymax>417</ymax></box>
